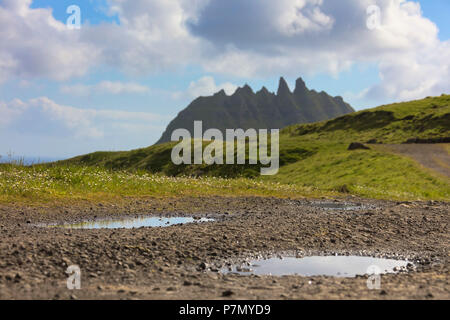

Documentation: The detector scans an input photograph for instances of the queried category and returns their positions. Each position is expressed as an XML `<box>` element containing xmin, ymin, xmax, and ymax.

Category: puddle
<box><xmin>47</xmin><ymin>216</ymin><xmax>214</xmax><ymax>229</ymax></box>
<box><xmin>222</xmin><ymin>256</ymin><xmax>411</xmax><ymax>277</ymax></box>
<box><xmin>309</xmin><ymin>202</ymin><xmax>371</xmax><ymax>211</ymax></box>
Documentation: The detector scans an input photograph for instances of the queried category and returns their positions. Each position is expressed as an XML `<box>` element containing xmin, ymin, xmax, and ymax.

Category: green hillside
<box><xmin>56</xmin><ymin>95</ymin><xmax>450</xmax><ymax>200</ymax></box>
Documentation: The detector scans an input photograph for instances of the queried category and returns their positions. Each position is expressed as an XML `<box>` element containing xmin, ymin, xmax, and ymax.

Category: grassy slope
<box><xmin>267</xmin><ymin>140</ymin><xmax>449</xmax><ymax>199</ymax></box>
<box><xmin>283</xmin><ymin>94</ymin><xmax>449</xmax><ymax>143</ymax></box>
<box><xmin>266</xmin><ymin>95</ymin><xmax>450</xmax><ymax>199</ymax></box>
<box><xmin>3</xmin><ymin>95</ymin><xmax>448</xmax><ymax>202</ymax></box>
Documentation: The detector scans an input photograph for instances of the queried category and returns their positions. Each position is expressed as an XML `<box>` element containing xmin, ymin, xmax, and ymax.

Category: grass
<box><xmin>1</xmin><ymin>95</ymin><xmax>449</xmax><ymax>203</ymax></box>
<box><xmin>264</xmin><ymin>140</ymin><xmax>450</xmax><ymax>200</ymax></box>
<box><xmin>0</xmin><ymin>163</ymin><xmax>331</xmax><ymax>204</ymax></box>
<box><xmin>282</xmin><ymin>94</ymin><xmax>450</xmax><ymax>144</ymax></box>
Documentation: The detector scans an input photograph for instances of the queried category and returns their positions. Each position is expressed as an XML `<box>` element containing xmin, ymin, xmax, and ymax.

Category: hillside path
<box><xmin>382</xmin><ymin>144</ymin><xmax>450</xmax><ymax>179</ymax></box>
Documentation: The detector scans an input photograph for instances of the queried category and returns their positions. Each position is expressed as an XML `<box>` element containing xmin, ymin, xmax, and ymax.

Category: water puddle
<box><xmin>47</xmin><ymin>216</ymin><xmax>214</xmax><ymax>229</ymax></box>
<box><xmin>222</xmin><ymin>256</ymin><xmax>411</xmax><ymax>277</ymax></box>
<box><xmin>309</xmin><ymin>202</ymin><xmax>371</xmax><ymax>211</ymax></box>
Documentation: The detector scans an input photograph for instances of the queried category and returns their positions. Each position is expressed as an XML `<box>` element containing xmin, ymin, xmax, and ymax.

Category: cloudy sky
<box><xmin>0</xmin><ymin>0</ymin><xmax>449</xmax><ymax>159</ymax></box>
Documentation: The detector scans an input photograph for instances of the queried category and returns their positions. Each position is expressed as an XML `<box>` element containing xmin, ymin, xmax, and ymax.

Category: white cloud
<box><xmin>275</xmin><ymin>0</ymin><xmax>334</xmax><ymax>36</ymax></box>
<box><xmin>0</xmin><ymin>0</ymin><xmax>100</xmax><ymax>82</ymax></box>
<box><xmin>0</xmin><ymin>0</ymin><xmax>449</xmax><ymax>103</ymax></box>
<box><xmin>173</xmin><ymin>76</ymin><xmax>238</xmax><ymax>99</ymax></box>
<box><xmin>81</xmin><ymin>0</ymin><xmax>203</xmax><ymax>75</ymax></box>
<box><xmin>364</xmin><ymin>36</ymin><xmax>450</xmax><ymax>102</ymax></box>
<box><xmin>0</xmin><ymin>99</ymin><xmax>28</xmax><ymax>127</ymax></box>
<box><xmin>194</xmin><ymin>0</ymin><xmax>450</xmax><ymax>102</ymax></box>
<box><xmin>61</xmin><ymin>81</ymin><xmax>151</xmax><ymax>96</ymax></box>
<box><xmin>96</xmin><ymin>81</ymin><xmax>150</xmax><ymax>94</ymax></box>
<box><xmin>0</xmin><ymin>97</ymin><xmax>170</xmax><ymax>139</ymax></box>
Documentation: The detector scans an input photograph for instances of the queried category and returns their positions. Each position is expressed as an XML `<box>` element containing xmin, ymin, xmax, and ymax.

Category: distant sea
<box><xmin>0</xmin><ymin>156</ymin><xmax>63</xmax><ymax>165</ymax></box>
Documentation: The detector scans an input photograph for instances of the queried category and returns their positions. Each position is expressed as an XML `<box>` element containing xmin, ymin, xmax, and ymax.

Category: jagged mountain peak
<box><xmin>214</xmin><ymin>89</ymin><xmax>227</xmax><ymax>97</ymax></box>
<box><xmin>294</xmin><ymin>77</ymin><xmax>308</xmax><ymax>94</ymax></box>
<box><xmin>156</xmin><ymin>76</ymin><xmax>355</xmax><ymax>144</ymax></box>
<box><xmin>234</xmin><ymin>84</ymin><xmax>254</xmax><ymax>96</ymax></box>
<box><xmin>257</xmin><ymin>86</ymin><xmax>272</xmax><ymax>96</ymax></box>
<box><xmin>277</xmin><ymin>77</ymin><xmax>291</xmax><ymax>96</ymax></box>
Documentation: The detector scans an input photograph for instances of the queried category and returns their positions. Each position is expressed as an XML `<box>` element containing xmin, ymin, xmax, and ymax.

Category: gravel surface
<box><xmin>382</xmin><ymin>144</ymin><xmax>450</xmax><ymax>178</ymax></box>
<box><xmin>0</xmin><ymin>196</ymin><xmax>448</xmax><ymax>300</ymax></box>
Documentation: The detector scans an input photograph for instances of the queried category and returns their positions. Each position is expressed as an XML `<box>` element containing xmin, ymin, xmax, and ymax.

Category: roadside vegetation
<box><xmin>0</xmin><ymin>163</ymin><xmax>329</xmax><ymax>204</ymax></box>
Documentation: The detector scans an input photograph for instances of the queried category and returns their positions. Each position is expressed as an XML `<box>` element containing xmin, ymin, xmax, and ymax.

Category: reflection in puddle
<box><xmin>222</xmin><ymin>256</ymin><xmax>411</xmax><ymax>277</ymax></box>
<box><xmin>310</xmin><ymin>202</ymin><xmax>371</xmax><ymax>211</ymax></box>
<box><xmin>50</xmin><ymin>216</ymin><xmax>214</xmax><ymax>229</ymax></box>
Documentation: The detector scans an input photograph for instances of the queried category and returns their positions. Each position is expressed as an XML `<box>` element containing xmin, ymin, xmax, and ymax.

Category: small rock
<box><xmin>222</xmin><ymin>290</ymin><xmax>234</xmax><ymax>297</ymax></box>
<box><xmin>198</xmin><ymin>262</ymin><xmax>209</xmax><ymax>270</ymax></box>
<box><xmin>348</xmin><ymin>142</ymin><xmax>370</xmax><ymax>150</ymax></box>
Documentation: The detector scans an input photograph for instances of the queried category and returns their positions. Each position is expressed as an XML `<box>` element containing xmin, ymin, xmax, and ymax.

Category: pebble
<box><xmin>222</xmin><ymin>290</ymin><xmax>234</xmax><ymax>297</ymax></box>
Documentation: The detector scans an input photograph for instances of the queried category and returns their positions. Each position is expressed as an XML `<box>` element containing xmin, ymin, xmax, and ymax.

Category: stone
<box><xmin>222</xmin><ymin>290</ymin><xmax>234</xmax><ymax>297</ymax></box>
<box><xmin>348</xmin><ymin>142</ymin><xmax>370</xmax><ymax>150</ymax></box>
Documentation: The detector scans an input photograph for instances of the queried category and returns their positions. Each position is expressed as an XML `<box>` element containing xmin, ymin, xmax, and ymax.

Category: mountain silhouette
<box><xmin>156</xmin><ymin>76</ymin><xmax>354</xmax><ymax>144</ymax></box>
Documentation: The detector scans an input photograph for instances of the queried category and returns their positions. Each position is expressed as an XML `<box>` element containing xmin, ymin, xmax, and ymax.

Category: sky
<box><xmin>0</xmin><ymin>0</ymin><xmax>449</xmax><ymax>159</ymax></box>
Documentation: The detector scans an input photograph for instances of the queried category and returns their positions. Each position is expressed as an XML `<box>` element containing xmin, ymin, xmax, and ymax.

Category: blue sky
<box><xmin>0</xmin><ymin>0</ymin><xmax>449</xmax><ymax>159</ymax></box>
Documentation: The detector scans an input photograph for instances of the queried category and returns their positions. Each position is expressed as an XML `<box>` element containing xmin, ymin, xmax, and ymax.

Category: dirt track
<box><xmin>0</xmin><ymin>196</ymin><xmax>448</xmax><ymax>300</ymax></box>
<box><xmin>382</xmin><ymin>144</ymin><xmax>450</xmax><ymax>178</ymax></box>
